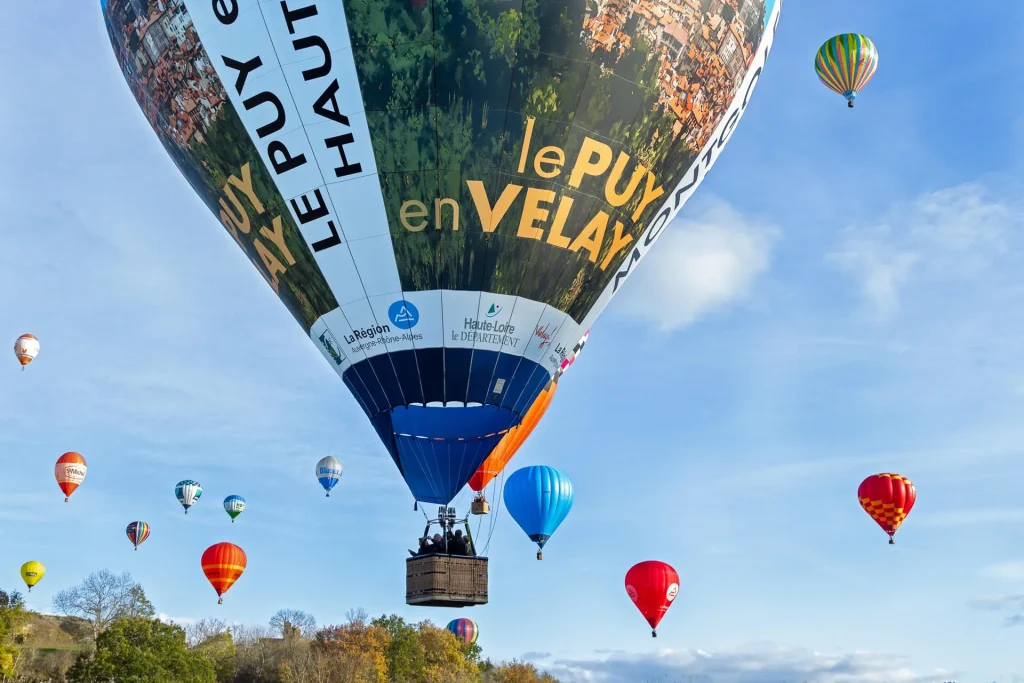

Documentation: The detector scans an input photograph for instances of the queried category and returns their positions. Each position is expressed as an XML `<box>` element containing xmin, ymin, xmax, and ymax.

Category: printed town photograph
<box><xmin>100</xmin><ymin>0</ymin><xmax>337</xmax><ymax>331</ymax></box>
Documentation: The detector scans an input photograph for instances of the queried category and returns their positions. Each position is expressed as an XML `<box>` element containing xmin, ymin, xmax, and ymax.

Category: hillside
<box><xmin>13</xmin><ymin>613</ymin><xmax>91</xmax><ymax>681</ymax></box>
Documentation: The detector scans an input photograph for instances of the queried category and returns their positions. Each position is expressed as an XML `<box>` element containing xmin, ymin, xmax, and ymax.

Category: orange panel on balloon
<box><xmin>469</xmin><ymin>380</ymin><xmax>557</xmax><ymax>492</ymax></box>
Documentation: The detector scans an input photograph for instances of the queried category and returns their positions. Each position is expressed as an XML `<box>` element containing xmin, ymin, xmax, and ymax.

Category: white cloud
<box><xmin>616</xmin><ymin>197</ymin><xmax>778</xmax><ymax>332</ymax></box>
<box><xmin>537</xmin><ymin>644</ymin><xmax>958</xmax><ymax>683</ymax></box>
<box><xmin>829</xmin><ymin>241</ymin><xmax>917</xmax><ymax>322</ymax></box>
<box><xmin>829</xmin><ymin>182</ymin><xmax>1022</xmax><ymax>322</ymax></box>
<box><xmin>158</xmin><ymin>613</ymin><xmax>197</xmax><ymax>626</ymax></box>
<box><xmin>981</xmin><ymin>560</ymin><xmax>1024</xmax><ymax>582</ymax></box>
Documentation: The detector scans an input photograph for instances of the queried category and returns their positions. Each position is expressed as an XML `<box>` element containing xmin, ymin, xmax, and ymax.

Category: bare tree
<box><xmin>52</xmin><ymin>569</ymin><xmax>154</xmax><ymax>640</ymax></box>
<box><xmin>344</xmin><ymin>607</ymin><xmax>368</xmax><ymax>626</ymax></box>
<box><xmin>182</xmin><ymin>617</ymin><xmax>229</xmax><ymax>647</ymax></box>
<box><xmin>269</xmin><ymin>609</ymin><xmax>317</xmax><ymax>638</ymax></box>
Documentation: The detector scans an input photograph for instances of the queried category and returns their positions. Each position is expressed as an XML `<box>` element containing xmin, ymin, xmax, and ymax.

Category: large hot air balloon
<box><xmin>55</xmin><ymin>452</ymin><xmax>87</xmax><ymax>502</ymax></box>
<box><xmin>99</xmin><ymin>0</ymin><xmax>781</xmax><ymax>508</ymax></box>
<box><xmin>14</xmin><ymin>334</ymin><xmax>39</xmax><ymax>371</ymax></box>
<box><xmin>315</xmin><ymin>456</ymin><xmax>343</xmax><ymax>497</ymax></box>
<box><xmin>858</xmin><ymin>473</ymin><xmax>916</xmax><ymax>544</ymax></box>
<box><xmin>815</xmin><ymin>33</ymin><xmax>878</xmax><ymax>108</ymax></box>
<box><xmin>126</xmin><ymin>521</ymin><xmax>151</xmax><ymax>550</ymax></box>
<box><xmin>175</xmin><ymin>480</ymin><xmax>202</xmax><ymax>514</ymax></box>
<box><xmin>446</xmin><ymin>618</ymin><xmax>478</xmax><ymax>645</ymax></box>
<box><xmin>625</xmin><ymin>560</ymin><xmax>679</xmax><ymax>637</ymax></box>
<box><xmin>503</xmin><ymin>465</ymin><xmax>574</xmax><ymax>560</ymax></box>
<box><xmin>223</xmin><ymin>495</ymin><xmax>246</xmax><ymax>522</ymax></box>
<box><xmin>469</xmin><ymin>329</ymin><xmax>590</xmax><ymax>513</ymax></box>
<box><xmin>202</xmin><ymin>542</ymin><xmax>247</xmax><ymax>604</ymax></box>
<box><xmin>20</xmin><ymin>561</ymin><xmax>45</xmax><ymax>592</ymax></box>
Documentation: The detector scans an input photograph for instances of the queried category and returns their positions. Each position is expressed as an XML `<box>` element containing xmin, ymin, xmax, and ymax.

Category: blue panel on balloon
<box><xmin>343</xmin><ymin>350</ymin><xmax>552</xmax><ymax>504</ymax></box>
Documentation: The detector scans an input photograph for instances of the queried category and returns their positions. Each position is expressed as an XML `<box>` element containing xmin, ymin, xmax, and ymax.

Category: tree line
<box><xmin>0</xmin><ymin>571</ymin><xmax>558</xmax><ymax>683</ymax></box>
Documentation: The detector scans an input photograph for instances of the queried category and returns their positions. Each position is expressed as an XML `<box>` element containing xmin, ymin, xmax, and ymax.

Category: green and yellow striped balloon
<box><xmin>815</xmin><ymin>34</ymin><xmax>879</xmax><ymax>108</ymax></box>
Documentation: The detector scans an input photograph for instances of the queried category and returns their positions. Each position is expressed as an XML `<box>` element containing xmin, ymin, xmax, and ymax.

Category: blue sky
<box><xmin>2</xmin><ymin>1</ymin><xmax>1023</xmax><ymax>682</ymax></box>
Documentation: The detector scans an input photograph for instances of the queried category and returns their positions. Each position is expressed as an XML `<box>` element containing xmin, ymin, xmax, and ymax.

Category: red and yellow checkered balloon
<box><xmin>858</xmin><ymin>473</ymin><xmax>916</xmax><ymax>544</ymax></box>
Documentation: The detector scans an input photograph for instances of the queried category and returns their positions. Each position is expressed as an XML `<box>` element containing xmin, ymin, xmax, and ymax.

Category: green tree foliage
<box><xmin>10</xmin><ymin>581</ymin><xmax>559</xmax><ymax>683</ymax></box>
<box><xmin>0</xmin><ymin>589</ymin><xmax>29</xmax><ymax>678</ymax></box>
<box><xmin>66</xmin><ymin>618</ymin><xmax>215</xmax><ymax>683</ymax></box>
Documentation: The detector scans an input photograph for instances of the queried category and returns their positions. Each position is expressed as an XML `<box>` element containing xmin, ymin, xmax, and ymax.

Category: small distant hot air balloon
<box><xmin>625</xmin><ymin>560</ymin><xmax>680</xmax><ymax>637</ymax></box>
<box><xmin>223</xmin><ymin>495</ymin><xmax>246</xmax><ymax>522</ymax></box>
<box><xmin>858</xmin><ymin>473</ymin><xmax>916</xmax><ymax>544</ymax></box>
<box><xmin>14</xmin><ymin>334</ymin><xmax>39</xmax><ymax>371</ymax></box>
<box><xmin>55</xmin><ymin>452</ymin><xmax>87</xmax><ymax>502</ymax></box>
<box><xmin>316</xmin><ymin>456</ymin><xmax>343</xmax><ymax>497</ymax></box>
<box><xmin>815</xmin><ymin>33</ymin><xmax>878</xmax><ymax>108</ymax></box>
<box><xmin>175</xmin><ymin>480</ymin><xmax>202</xmax><ymax>514</ymax></box>
<box><xmin>126</xmin><ymin>521</ymin><xmax>151</xmax><ymax>550</ymax></box>
<box><xmin>201</xmin><ymin>542</ymin><xmax>247</xmax><ymax>604</ymax></box>
<box><xmin>504</xmin><ymin>465</ymin><xmax>574</xmax><ymax>560</ymax></box>
<box><xmin>446</xmin><ymin>618</ymin><xmax>478</xmax><ymax>645</ymax></box>
<box><xmin>20</xmin><ymin>561</ymin><xmax>45</xmax><ymax>592</ymax></box>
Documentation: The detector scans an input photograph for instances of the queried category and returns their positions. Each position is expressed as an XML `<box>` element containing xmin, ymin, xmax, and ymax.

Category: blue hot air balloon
<box><xmin>503</xmin><ymin>466</ymin><xmax>574</xmax><ymax>560</ymax></box>
<box><xmin>316</xmin><ymin>456</ymin><xmax>343</xmax><ymax>497</ymax></box>
<box><xmin>98</xmin><ymin>0</ymin><xmax>781</xmax><ymax>509</ymax></box>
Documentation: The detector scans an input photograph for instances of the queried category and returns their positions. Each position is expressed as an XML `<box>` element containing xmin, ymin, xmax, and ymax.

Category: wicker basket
<box><xmin>406</xmin><ymin>554</ymin><xmax>488</xmax><ymax>607</ymax></box>
<box><xmin>470</xmin><ymin>498</ymin><xmax>490</xmax><ymax>515</ymax></box>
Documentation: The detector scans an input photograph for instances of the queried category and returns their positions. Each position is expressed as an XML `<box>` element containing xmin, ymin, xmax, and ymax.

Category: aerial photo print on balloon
<box><xmin>99</xmin><ymin>0</ymin><xmax>780</xmax><ymax>505</ymax></box>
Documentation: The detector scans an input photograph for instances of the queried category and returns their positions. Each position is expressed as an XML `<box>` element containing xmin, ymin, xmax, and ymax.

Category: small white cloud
<box><xmin>829</xmin><ymin>240</ymin><xmax>918</xmax><ymax>322</ymax></box>
<box><xmin>545</xmin><ymin>644</ymin><xmax>958</xmax><ymax>683</ymax></box>
<box><xmin>616</xmin><ymin>197</ymin><xmax>778</xmax><ymax>332</ymax></box>
<box><xmin>829</xmin><ymin>182</ymin><xmax>1022</xmax><ymax>323</ymax></box>
<box><xmin>981</xmin><ymin>560</ymin><xmax>1024</xmax><ymax>581</ymax></box>
<box><xmin>159</xmin><ymin>613</ymin><xmax>197</xmax><ymax>626</ymax></box>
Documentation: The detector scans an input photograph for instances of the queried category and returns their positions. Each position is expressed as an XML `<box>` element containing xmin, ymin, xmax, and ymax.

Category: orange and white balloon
<box><xmin>55</xmin><ymin>452</ymin><xmax>87</xmax><ymax>502</ymax></box>
<box><xmin>14</xmin><ymin>334</ymin><xmax>39</xmax><ymax>371</ymax></box>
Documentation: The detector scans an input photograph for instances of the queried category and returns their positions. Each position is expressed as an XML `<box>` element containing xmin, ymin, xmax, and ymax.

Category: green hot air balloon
<box><xmin>99</xmin><ymin>0</ymin><xmax>781</xmax><ymax>507</ymax></box>
<box><xmin>815</xmin><ymin>33</ymin><xmax>878</xmax><ymax>108</ymax></box>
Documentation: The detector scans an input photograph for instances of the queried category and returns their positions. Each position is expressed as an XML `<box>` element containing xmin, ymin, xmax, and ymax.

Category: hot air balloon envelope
<box><xmin>55</xmin><ymin>452</ymin><xmax>87</xmax><ymax>502</ymax></box>
<box><xmin>224</xmin><ymin>495</ymin><xmax>246</xmax><ymax>521</ymax></box>
<box><xmin>202</xmin><ymin>542</ymin><xmax>247</xmax><ymax>604</ymax></box>
<box><xmin>625</xmin><ymin>560</ymin><xmax>680</xmax><ymax>636</ymax></box>
<box><xmin>126</xmin><ymin>521</ymin><xmax>151</xmax><ymax>549</ymax></box>
<box><xmin>14</xmin><ymin>334</ymin><xmax>39</xmax><ymax>370</ymax></box>
<box><xmin>446</xmin><ymin>618</ymin><xmax>479</xmax><ymax>645</ymax></box>
<box><xmin>176</xmin><ymin>480</ymin><xmax>203</xmax><ymax>513</ymax></box>
<box><xmin>99</xmin><ymin>0</ymin><xmax>781</xmax><ymax>505</ymax></box>
<box><xmin>504</xmin><ymin>465</ymin><xmax>574</xmax><ymax>558</ymax></box>
<box><xmin>316</xmin><ymin>456</ymin><xmax>343</xmax><ymax>496</ymax></box>
<box><xmin>20</xmin><ymin>561</ymin><xmax>45</xmax><ymax>592</ymax></box>
<box><xmin>815</xmin><ymin>33</ymin><xmax>878</xmax><ymax>107</ymax></box>
<box><xmin>858</xmin><ymin>473</ymin><xmax>916</xmax><ymax>543</ymax></box>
